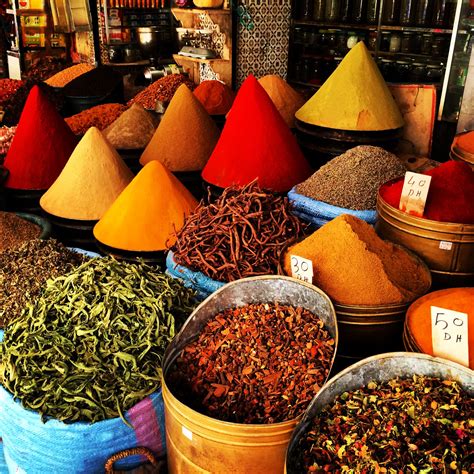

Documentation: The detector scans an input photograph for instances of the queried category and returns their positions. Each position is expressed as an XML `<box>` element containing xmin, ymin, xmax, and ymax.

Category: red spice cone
<box><xmin>201</xmin><ymin>75</ymin><xmax>312</xmax><ymax>193</ymax></box>
<box><xmin>4</xmin><ymin>86</ymin><xmax>77</xmax><ymax>190</ymax></box>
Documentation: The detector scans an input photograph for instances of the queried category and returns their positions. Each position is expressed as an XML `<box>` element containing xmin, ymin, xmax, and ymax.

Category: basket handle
<box><xmin>105</xmin><ymin>447</ymin><xmax>158</xmax><ymax>474</ymax></box>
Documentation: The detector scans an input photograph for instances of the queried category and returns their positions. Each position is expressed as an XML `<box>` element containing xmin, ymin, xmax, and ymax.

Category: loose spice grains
<box><xmin>0</xmin><ymin>211</ymin><xmax>41</xmax><ymax>252</ymax></box>
<box><xmin>169</xmin><ymin>302</ymin><xmax>335</xmax><ymax>424</ymax></box>
<box><xmin>0</xmin><ymin>257</ymin><xmax>197</xmax><ymax>423</ymax></box>
<box><xmin>298</xmin><ymin>375</ymin><xmax>473</xmax><ymax>472</ymax></box>
<box><xmin>172</xmin><ymin>181</ymin><xmax>306</xmax><ymax>282</ymax></box>
<box><xmin>0</xmin><ymin>239</ymin><xmax>85</xmax><ymax>327</ymax></box>
<box><xmin>65</xmin><ymin>103</ymin><xmax>127</xmax><ymax>136</ymax></box>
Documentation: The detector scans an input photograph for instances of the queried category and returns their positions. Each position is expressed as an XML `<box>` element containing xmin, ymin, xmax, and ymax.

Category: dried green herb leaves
<box><xmin>300</xmin><ymin>375</ymin><xmax>474</xmax><ymax>473</ymax></box>
<box><xmin>0</xmin><ymin>257</ymin><xmax>196</xmax><ymax>424</ymax></box>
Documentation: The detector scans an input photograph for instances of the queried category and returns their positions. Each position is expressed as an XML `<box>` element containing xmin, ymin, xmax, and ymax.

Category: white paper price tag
<box><xmin>431</xmin><ymin>306</ymin><xmax>469</xmax><ymax>368</ymax></box>
<box><xmin>290</xmin><ymin>255</ymin><xmax>313</xmax><ymax>283</ymax></box>
<box><xmin>399</xmin><ymin>171</ymin><xmax>432</xmax><ymax>217</ymax></box>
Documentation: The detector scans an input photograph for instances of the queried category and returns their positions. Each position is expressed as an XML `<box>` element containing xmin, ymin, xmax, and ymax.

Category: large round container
<box><xmin>286</xmin><ymin>352</ymin><xmax>474</xmax><ymax>473</ymax></box>
<box><xmin>2</xmin><ymin>188</ymin><xmax>44</xmax><ymax>214</ymax></box>
<box><xmin>376</xmin><ymin>191</ymin><xmax>474</xmax><ymax>286</ymax></box>
<box><xmin>96</xmin><ymin>240</ymin><xmax>166</xmax><ymax>267</ymax></box>
<box><xmin>162</xmin><ymin>276</ymin><xmax>338</xmax><ymax>474</ymax></box>
<box><xmin>16</xmin><ymin>212</ymin><xmax>52</xmax><ymax>240</ymax></box>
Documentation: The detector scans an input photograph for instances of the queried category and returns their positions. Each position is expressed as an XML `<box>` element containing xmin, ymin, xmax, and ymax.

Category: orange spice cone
<box><xmin>94</xmin><ymin>160</ymin><xmax>198</xmax><ymax>252</ymax></box>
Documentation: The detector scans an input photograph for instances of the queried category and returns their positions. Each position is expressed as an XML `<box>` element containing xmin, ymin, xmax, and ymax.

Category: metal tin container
<box><xmin>376</xmin><ymin>192</ymin><xmax>474</xmax><ymax>286</ymax></box>
<box><xmin>162</xmin><ymin>276</ymin><xmax>338</xmax><ymax>474</ymax></box>
<box><xmin>286</xmin><ymin>352</ymin><xmax>474</xmax><ymax>473</ymax></box>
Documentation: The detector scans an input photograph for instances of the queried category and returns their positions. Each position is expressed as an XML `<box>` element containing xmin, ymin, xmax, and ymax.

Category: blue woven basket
<box><xmin>288</xmin><ymin>187</ymin><xmax>377</xmax><ymax>228</ymax></box>
<box><xmin>166</xmin><ymin>251</ymin><xmax>225</xmax><ymax>300</ymax></box>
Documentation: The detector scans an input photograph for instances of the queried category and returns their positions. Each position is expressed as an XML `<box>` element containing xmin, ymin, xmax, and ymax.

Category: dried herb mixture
<box><xmin>299</xmin><ymin>375</ymin><xmax>473</xmax><ymax>473</ymax></box>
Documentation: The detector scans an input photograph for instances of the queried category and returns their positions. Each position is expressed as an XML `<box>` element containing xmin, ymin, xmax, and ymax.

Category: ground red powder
<box><xmin>455</xmin><ymin>130</ymin><xmax>474</xmax><ymax>155</ymax></box>
<box><xmin>380</xmin><ymin>161</ymin><xmax>474</xmax><ymax>224</ymax></box>
<box><xmin>201</xmin><ymin>75</ymin><xmax>312</xmax><ymax>193</ymax></box>
<box><xmin>4</xmin><ymin>86</ymin><xmax>77</xmax><ymax>190</ymax></box>
<box><xmin>193</xmin><ymin>80</ymin><xmax>235</xmax><ymax>116</ymax></box>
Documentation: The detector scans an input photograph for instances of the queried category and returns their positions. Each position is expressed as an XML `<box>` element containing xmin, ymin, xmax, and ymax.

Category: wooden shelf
<box><xmin>173</xmin><ymin>53</ymin><xmax>227</xmax><ymax>64</ymax></box>
<box><xmin>171</xmin><ymin>7</ymin><xmax>230</xmax><ymax>15</ymax></box>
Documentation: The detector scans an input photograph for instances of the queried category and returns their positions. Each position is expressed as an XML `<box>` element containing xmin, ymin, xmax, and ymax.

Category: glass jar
<box><xmin>352</xmin><ymin>0</ymin><xmax>366</xmax><ymax>22</ymax></box>
<box><xmin>382</xmin><ymin>0</ymin><xmax>399</xmax><ymax>24</ymax></box>
<box><xmin>313</xmin><ymin>0</ymin><xmax>326</xmax><ymax>21</ymax></box>
<box><xmin>380</xmin><ymin>31</ymin><xmax>391</xmax><ymax>51</ymax></box>
<box><xmin>411</xmin><ymin>62</ymin><xmax>427</xmax><ymax>82</ymax></box>
<box><xmin>347</xmin><ymin>31</ymin><xmax>359</xmax><ymax>49</ymax></box>
<box><xmin>389</xmin><ymin>33</ymin><xmax>402</xmax><ymax>52</ymax></box>
<box><xmin>432</xmin><ymin>35</ymin><xmax>447</xmax><ymax>57</ymax></box>
<box><xmin>396</xmin><ymin>60</ymin><xmax>411</xmax><ymax>82</ymax></box>
<box><xmin>301</xmin><ymin>58</ymin><xmax>312</xmax><ymax>83</ymax></box>
<box><xmin>294</xmin><ymin>27</ymin><xmax>304</xmax><ymax>44</ymax></box>
<box><xmin>310</xmin><ymin>56</ymin><xmax>323</xmax><ymax>84</ymax></box>
<box><xmin>340</xmin><ymin>0</ymin><xmax>352</xmax><ymax>22</ymax></box>
<box><xmin>432</xmin><ymin>0</ymin><xmax>450</xmax><ymax>27</ymax></box>
<box><xmin>319</xmin><ymin>29</ymin><xmax>328</xmax><ymax>48</ymax></box>
<box><xmin>420</xmin><ymin>33</ymin><xmax>433</xmax><ymax>55</ymax></box>
<box><xmin>426</xmin><ymin>62</ymin><xmax>444</xmax><ymax>83</ymax></box>
<box><xmin>379</xmin><ymin>58</ymin><xmax>396</xmax><ymax>81</ymax></box>
<box><xmin>368</xmin><ymin>31</ymin><xmax>378</xmax><ymax>50</ymax></box>
<box><xmin>325</xmin><ymin>0</ymin><xmax>340</xmax><ymax>21</ymax></box>
<box><xmin>327</xmin><ymin>29</ymin><xmax>338</xmax><ymax>54</ymax></box>
<box><xmin>401</xmin><ymin>32</ymin><xmax>415</xmax><ymax>53</ymax></box>
<box><xmin>301</xmin><ymin>0</ymin><xmax>314</xmax><ymax>20</ymax></box>
<box><xmin>336</xmin><ymin>30</ymin><xmax>348</xmax><ymax>54</ymax></box>
<box><xmin>400</xmin><ymin>0</ymin><xmax>416</xmax><ymax>25</ymax></box>
<box><xmin>366</xmin><ymin>0</ymin><xmax>379</xmax><ymax>23</ymax></box>
<box><xmin>415</xmin><ymin>0</ymin><xmax>434</xmax><ymax>26</ymax></box>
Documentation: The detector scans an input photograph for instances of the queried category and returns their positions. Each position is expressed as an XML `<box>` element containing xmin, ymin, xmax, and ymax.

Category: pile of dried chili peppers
<box><xmin>299</xmin><ymin>375</ymin><xmax>473</xmax><ymax>472</ymax></box>
<box><xmin>172</xmin><ymin>181</ymin><xmax>306</xmax><ymax>282</ymax></box>
<box><xmin>168</xmin><ymin>302</ymin><xmax>335</xmax><ymax>424</ymax></box>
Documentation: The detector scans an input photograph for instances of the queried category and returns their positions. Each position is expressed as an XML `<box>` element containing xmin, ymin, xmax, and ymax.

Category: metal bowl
<box><xmin>15</xmin><ymin>212</ymin><xmax>52</xmax><ymax>240</ymax></box>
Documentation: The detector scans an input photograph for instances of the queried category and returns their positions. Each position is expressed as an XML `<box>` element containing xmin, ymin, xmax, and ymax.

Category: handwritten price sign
<box><xmin>290</xmin><ymin>255</ymin><xmax>313</xmax><ymax>283</ymax></box>
<box><xmin>431</xmin><ymin>306</ymin><xmax>469</xmax><ymax>368</ymax></box>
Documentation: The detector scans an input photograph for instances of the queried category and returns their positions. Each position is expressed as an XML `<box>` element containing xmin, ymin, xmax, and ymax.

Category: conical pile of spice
<box><xmin>0</xmin><ymin>211</ymin><xmax>41</xmax><ymax>252</ymax></box>
<box><xmin>296</xmin><ymin>42</ymin><xmax>404</xmax><ymax>131</ymax></box>
<box><xmin>258</xmin><ymin>75</ymin><xmax>305</xmax><ymax>128</ymax></box>
<box><xmin>3</xmin><ymin>86</ymin><xmax>77</xmax><ymax>190</ymax></box>
<box><xmin>193</xmin><ymin>80</ymin><xmax>235</xmax><ymax>116</ymax></box>
<box><xmin>284</xmin><ymin>214</ymin><xmax>431</xmax><ymax>305</ymax></box>
<box><xmin>40</xmin><ymin>127</ymin><xmax>133</xmax><ymax>221</ymax></box>
<box><xmin>103</xmin><ymin>104</ymin><xmax>157</xmax><ymax>150</ymax></box>
<box><xmin>172</xmin><ymin>181</ymin><xmax>306</xmax><ymax>282</ymax></box>
<box><xmin>44</xmin><ymin>63</ymin><xmax>94</xmax><ymax>88</ymax></box>
<box><xmin>454</xmin><ymin>130</ymin><xmax>474</xmax><ymax>155</ymax></box>
<box><xmin>140</xmin><ymin>85</ymin><xmax>220</xmax><ymax>172</ymax></box>
<box><xmin>380</xmin><ymin>161</ymin><xmax>474</xmax><ymax>224</ymax></box>
<box><xmin>202</xmin><ymin>75</ymin><xmax>312</xmax><ymax>193</ymax></box>
<box><xmin>296</xmin><ymin>146</ymin><xmax>406</xmax><ymax>210</ymax></box>
<box><xmin>94</xmin><ymin>160</ymin><xmax>198</xmax><ymax>252</ymax></box>
<box><xmin>406</xmin><ymin>288</ymin><xmax>474</xmax><ymax>369</ymax></box>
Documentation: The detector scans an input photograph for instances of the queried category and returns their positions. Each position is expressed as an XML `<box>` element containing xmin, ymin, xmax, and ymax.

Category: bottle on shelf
<box><xmin>400</xmin><ymin>0</ymin><xmax>416</xmax><ymax>25</ymax></box>
<box><xmin>352</xmin><ymin>0</ymin><xmax>367</xmax><ymax>23</ymax></box>
<box><xmin>313</xmin><ymin>0</ymin><xmax>326</xmax><ymax>21</ymax></box>
<box><xmin>415</xmin><ymin>0</ymin><xmax>434</xmax><ymax>26</ymax></box>
<box><xmin>420</xmin><ymin>33</ymin><xmax>433</xmax><ymax>54</ymax></box>
<box><xmin>401</xmin><ymin>31</ymin><xmax>415</xmax><ymax>53</ymax></box>
<box><xmin>340</xmin><ymin>0</ymin><xmax>351</xmax><ymax>22</ymax></box>
<box><xmin>389</xmin><ymin>32</ymin><xmax>402</xmax><ymax>52</ymax></box>
<box><xmin>432</xmin><ymin>0</ymin><xmax>451</xmax><ymax>27</ymax></box>
<box><xmin>366</xmin><ymin>0</ymin><xmax>379</xmax><ymax>23</ymax></box>
<box><xmin>325</xmin><ymin>0</ymin><xmax>340</xmax><ymax>21</ymax></box>
<box><xmin>301</xmin><ymin>0</ymin><xmax>314</xmax><ymax>20</ymax></box>
<box><xmin>382</xmin><ymin>0</ymin><xmax>400</xmax><ymax>24</ymax></box>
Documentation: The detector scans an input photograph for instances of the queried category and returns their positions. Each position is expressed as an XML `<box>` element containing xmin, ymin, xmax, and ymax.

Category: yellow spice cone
<box><xmin>295</xmin><ymin>42</ymin><xmax>404</xmax><ymax>131</ymax></box>
<box><xmin>93</xmin><ymin>160</ymin><xmax>198</xmax><ymax>252</ymax></box>
<box><xmin>258</xmin><ymin>75</ymin><xmax>305</xmax><ymax>128</ymax></box>
<box><xmin>140</xmin><ymin>84</ymin><xmax>220</xmax><ymax>171</ymax></box>
<box><xmin>40</xmin><ymin>127</ymin><xmax>133</xmax><ymax>221</ymax></box>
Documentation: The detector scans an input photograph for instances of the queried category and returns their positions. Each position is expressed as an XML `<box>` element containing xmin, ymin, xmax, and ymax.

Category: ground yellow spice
<box><xmin>44</xmin><ymin>64</ymin><xmax>94</xmax><ymax>88</ymax></box>
<box><xmin>283</xmin><ymin>214</ymin><xmax>431</xmax><ymax>305</ymax></box>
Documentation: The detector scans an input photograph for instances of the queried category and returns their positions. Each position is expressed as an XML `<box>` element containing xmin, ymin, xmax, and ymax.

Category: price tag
<box><xmin>431</xmin><ymin>306</ymin><xmax>469</xmax><ymax>368</ymax></box>
<box><xmin>399</xmin><ymin>171</ymin><xmax>432</xmax><ymax>217</ymax></box>
<box><xmin>439</xmin><ymin>241</ymin><xmax>453</xmax><ymax>250</ymax></box>
<box><xmin>290</xmin><ymin>255</ymin><xmax>313</xmax><ymax>283</ymax></box>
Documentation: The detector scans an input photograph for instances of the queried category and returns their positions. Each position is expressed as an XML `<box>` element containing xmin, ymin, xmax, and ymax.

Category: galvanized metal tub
<box><xmin>376</xmin><ymin>192</ymin><xmax>474</xmax><ymax>286</ymax></box>
<box><xmin>162</xmin><ymin>276</ymin><xmax>338</xmax><ymax>474</ymax></box>
<box><xmin>286</xmin><ymin>352</ymin><xmax>474</xmax><ymax>473</ymax></box>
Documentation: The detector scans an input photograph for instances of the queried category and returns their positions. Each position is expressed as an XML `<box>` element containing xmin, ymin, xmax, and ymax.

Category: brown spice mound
<box><xmin>128</xmin><ymin>74</ymin><xmax>195</xmax><ymax>109</ymax></box>
<box><xmin>296</xmin><ymin>145</ymin><xmax>406</xmax><ymax>210</ymax></box>
<box><xmin>45</xmin><ymin>63</ymin><xmax>94</xmax><ymax>88</ymax></box>
<box><xmin>0</xmin><ymin>212</ymin><xmax>41</xmax><ymax>252</ymax></box>
<box><xmin>284</xmin><ymin>214</ymin><xmax>431</xmax><ymax>305</ymax></box>
<box><xmin>0</xmin><ymin>239</ymin><xmax>85</xmax><ymax>326</ymax></box>
<box><xmin>169</xmin><ymin>302</ymin><xmax>335</xmax><ymax>424</ymax></box>
<box><xmin>65</xmin><ymin>103</ymin><xmax>128</xmax><ymax>136</ymax></box>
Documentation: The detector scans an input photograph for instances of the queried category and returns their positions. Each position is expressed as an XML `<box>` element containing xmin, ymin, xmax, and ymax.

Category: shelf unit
<box><xmin>171</xmin><ymin>7</ymin><xmax>232</xmax><ymax>86</ymax></box>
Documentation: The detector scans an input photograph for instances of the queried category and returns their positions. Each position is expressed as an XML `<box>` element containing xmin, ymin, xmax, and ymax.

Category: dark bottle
<box><xmin>325</xmin><ymin>0</ymin><xmax>340</xmax><ymax>21</ymax></box>
<box><xmin>432</xmin><ymin>0</ymin><xmax>450</xmax><ymax>27</ymax></box>
<box><xmin>340</xmin><ymin>0</ymin><xmax>352</xmax><ymax>22</ymax></box>
<box><xmin>415</xmin><ymin>0</ymin><xmax>434</xmax><ymax>26</ymax></box>
<box><xmin>382</xmin><ymin>0</ymin><xmax>399</xmax><ymax>25</ymax></box>
<box><xmin>366</xmin><ymin>0</ymin><xmax>379</xmax><ymax>23</ymax></box>
<box><xmin>352</xmin><ymin>0</ymin><xmax>367</xmax><ymax>22</ymax></box>
<box><xmin>400</xmin><ymin>0</ymin><xmax>416</xmax><ymax>25</ymax></box>
<box><xmin>313</xmin><ymin>0</ymin><xmax>326</xmax><ymax>21</ymax></box>
<box><xmin>301</xmin><ymin>0</ymin><xmax>314</xmax><ymax>20</ymax></box>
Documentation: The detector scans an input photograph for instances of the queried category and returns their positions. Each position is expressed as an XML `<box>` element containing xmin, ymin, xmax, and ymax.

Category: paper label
<box><xmin>290</xmin><ymin>255</ymin><xmax>313</xmax><ymax>283</ymax></box>
<box><xmin>439</xmin><ymin>241</ymin><xmax>453</xmax><ymax>250</ymax></box>
<box><xmin>399</xmin><ymin>171</ymin><xmax>432</xmax><ymax>217</ymax></box>
<box><xmin>182</xmin><ymin>426</ymin><xmax>193</xmax><ymax>441</ymax></box>
<box><xmin>431</xmin><ymin>306</ymin><xmax>469</xmax><ymax>368</ymax></box>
